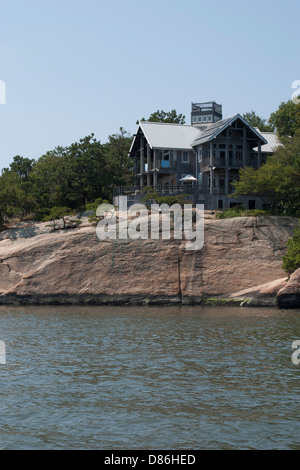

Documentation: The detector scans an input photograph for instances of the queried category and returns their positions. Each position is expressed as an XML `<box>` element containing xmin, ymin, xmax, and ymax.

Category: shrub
<box><xmin>43</xmin><ymin>206</ymin><xmax>74</xmax><ymax>229</ymax></box>
<box><xmin>282</xmin><ymin>225</ymin><xmax>300</xmax><ymax>276</ymax></box>
<box><xmin>215</xmin><ymin>206</ymin><xmax>268</xmax><ymax>219</ymax></box>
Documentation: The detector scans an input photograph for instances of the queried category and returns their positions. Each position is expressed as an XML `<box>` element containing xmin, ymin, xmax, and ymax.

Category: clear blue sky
<box><xmin>0</xmin><ymin>0</ymin><xmax>299</xmax><ymax>170</ymax></box>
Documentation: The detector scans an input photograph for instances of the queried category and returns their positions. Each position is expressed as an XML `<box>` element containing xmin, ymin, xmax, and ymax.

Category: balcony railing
<box><xmin>200</xmin><ymin>156</ymin><xmax>259</xmax><ymax>171</ymax></box>
<box><xmin>113</xmin><ymin>184</ymin><xmax>237</xmax><ymax>197</ymax></box>
<box><xmin>113</xmin><ymin>185</ymin><xmax>199</xmax><ymax>197</ymax></box>
<box><xmin>144</xmin><ymin>160</ymin><xmax>177</xmax><ymax>172</ymax></box>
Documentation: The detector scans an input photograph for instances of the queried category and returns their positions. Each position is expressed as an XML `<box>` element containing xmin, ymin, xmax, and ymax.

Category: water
<box><xmin>0</xmin><ymin>305</ymin><xmax>300</xmax><ymax>450</ymax></box>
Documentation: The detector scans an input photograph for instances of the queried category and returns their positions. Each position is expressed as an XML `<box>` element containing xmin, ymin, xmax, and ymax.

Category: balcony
<box><xmin>113</xmin><ymin>185</ymin><xmax>199</xmax><ymax>197</ymax></box>
<box><xmin>143</xmin><ymin>160</ymin><xmax>177</xmax><ymax>173</ymax></box>
<box><xmin>200</xmin><ymin>157</ymin><xmax>243</xmax><ymax>172</ymax></box>
<box><xmin>200</xmin><ymin>156</ymin><xmax>259</xmax><ymax>172</ymax></box>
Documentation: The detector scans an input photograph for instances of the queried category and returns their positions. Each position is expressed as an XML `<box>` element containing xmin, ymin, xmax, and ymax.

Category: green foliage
<box><xmin>282</xmin><ymin>225</ymin><xmax>300</xmax><ymax>276</ymax></box>
<box><xmin>269</xmin><ymin>99</ymin><xmax>300</xmax><ymax>138</ymax></box>
<box><xmin>0</xmin><ymin>128</ymin><xmax>133</xmax><ymax>225</ymax></box>
<box><xmin>216</xmin><ymin>206</ymin><xmax>267</xmax><ymax>219</ymax></box>
<box><xmin>233</xmin><ymin>132</ymin><xmax>300</xmax><ymax>217</ymax></box>
<box><xmin>85</xmin><ymin>197</ymin><xmax>110</xmax><ymax>223</ymax></box>
<box><xmin>156</xmin><ymin>194</ymin><xmax>192</xmax><ymax>206</ymax></box>
<box><xmin>141</xmin><ymin>188</ymin><xmax>160</xmax><ymax>205</ymax></box>
<box><xmin>43</xmin><ymin>206</ymin><xmax>74</xmax><ymax>229</ymax></box>
<box><xmin>62</xmin><ymin>134</ymin><xmax>110</xmax><ymax>207</ymax></box>
<box><xmin>85</xmin><ymin>197</ymin><xmax>110</xmax><ymax>214</ymax></box>
<box><xmin>243</xmin><ymin>111</ymin><xmax>275</xmax><ymax>132</ymax></box>
<box><xmin>102</xmin><ymin>127</ymin><xmax>133</xmax><ymax>187</ymax></box>
<box><xmin>141</xmin><ymin>189</ymin><xmax>191</xmax><ymax>207</ymax></box>
<box><xmin>138</xmin><ymin>109</ymin><xmax>185</xmax><ymax>124</ymax></box>
<box><xmin>0</xmin><ymin>163</ymin><xmax>36</xmax><ymax>220</ymax></box>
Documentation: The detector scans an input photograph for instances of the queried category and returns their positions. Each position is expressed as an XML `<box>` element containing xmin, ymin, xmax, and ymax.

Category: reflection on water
<box><xmin>0</xmin><ymin>305</ymin><xmax>300</xmax><ymax>449</ymax></box>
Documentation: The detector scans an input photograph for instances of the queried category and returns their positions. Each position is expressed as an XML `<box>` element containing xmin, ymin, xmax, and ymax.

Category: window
<box><xmin>198</xmin><ymin>147</ymin><xmax>202</xmax><ymax>162</ymax></box>
<box><xmin>208</xmin><ymin>176</ymin><xmax>216</xmax><ymax>188</ymax></box>
<box><xmin>163</xmin><ymin>150</ymin><xmax>170</xmax><ymax>161</ymax></box>
<box><xmin>208</xmin><ymin>115</ymin><xmax>212</xmax><ymax>122</ymax></box>
<box><xmin>182</xmin><ymin>152</ymin><xmax>190</xmax><ymax>164</ymax></box>
<box><xmin>198</xmin><ymin>116</ymin><xmax>202</xmax><ymax>123</ymax></box>
<box><xmin>193</xmin><ymin>116</ymin><xmax>197</xmax><ymax>124</ymax></box>
<box><xmin>202</xmin><ymin>116</ymin><xmax>207</xmax><ymax>122</ymax></box>
<box><xmin>219</xmin><ymin>144</ymin><xmax>226</xmax><ymax>160</ymax></box>
<box><xmin>237</xmin><ymin>144</ymin><xmax>243</xmax><ymax>161</ymax></box>
<box><xmin>161</xmin><ymin>150</ymin><xmax>170</xmax><ymax>168</ymax></box>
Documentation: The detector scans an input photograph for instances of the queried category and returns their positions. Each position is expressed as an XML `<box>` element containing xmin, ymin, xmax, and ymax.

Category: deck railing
<box><xmin>113</xmin><ymin>185</ymin><xmax>199</xmax><ymax>197</ymax></box>
<box><xmin>113</xmin><ymin>185</ymin><xmax>236</xmax><ymax>197</ymax></box>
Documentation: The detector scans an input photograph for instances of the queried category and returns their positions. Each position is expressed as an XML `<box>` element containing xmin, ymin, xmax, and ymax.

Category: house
<box><xmin>114</xmin><ymin>101</ymin><xmax>281</xmax><ymax>210</ymax></box>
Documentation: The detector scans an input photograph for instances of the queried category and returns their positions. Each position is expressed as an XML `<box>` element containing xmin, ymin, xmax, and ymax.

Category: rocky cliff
<box><xmin>0</xmin><ymin>215</ymin><xmax>298</xmax><ymax>307</ymax></box>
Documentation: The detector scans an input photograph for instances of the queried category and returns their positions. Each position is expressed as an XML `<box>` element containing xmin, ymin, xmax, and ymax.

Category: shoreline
<box><xmin>0</xmin><ymin>292</ymin><xmax>281</xmax><ymax>308</ymax></box>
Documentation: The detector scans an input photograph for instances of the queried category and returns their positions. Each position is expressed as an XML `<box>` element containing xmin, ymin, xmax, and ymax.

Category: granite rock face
<box><xmin>276</xmin><ymin>269</ymin><xmax>300</xmax><ymax>309</ymax></box>
<box><xmin>0</xmin><ymin>216</ymin><xmax>298</xmax><ymax>306</ymax></box>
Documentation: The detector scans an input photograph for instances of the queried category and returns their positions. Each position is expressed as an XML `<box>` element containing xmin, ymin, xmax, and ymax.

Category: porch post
<box><xmin>257</xmin><ymin>141</ymin><xmax>261</xmax><ymax>168</ymax></box>
<box><xmin>134</xmin><ymin>153</ymin><xmax>138</xmax><ymax>186</ymax></box>
<box><xmin>140</xmin><ymin>136</ymin><xmax>144</xmax><ymax>187</ymax></box>
<box><xmin>225</xmin><ymin>127</ymin><xmax>229</xmax><ymax>194</ymax></box>
<box><xmin>210</xmin><ymin>142</ymin><xmax>213</xmax><ymax>195</ymax></box>
<box><xmin>243</xmin><ymin>127</ymin><xmax>247</xmax><ymax>167</ymax></box>
<box><xmin>147</xmin><ymin>144</ymin><xmax>151</xmax><ymax>186</ymax></box>
<box><xmin>153</xmin><ymin>149</ymin><xmax>157</xmax><ymax>187</ymax></box>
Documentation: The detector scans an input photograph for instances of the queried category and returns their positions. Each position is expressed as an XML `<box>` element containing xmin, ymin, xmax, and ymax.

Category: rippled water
<box><xmin>0</xmin><ymin>305</ymin><xmax>300</xmax><ymax>450</ymax></box>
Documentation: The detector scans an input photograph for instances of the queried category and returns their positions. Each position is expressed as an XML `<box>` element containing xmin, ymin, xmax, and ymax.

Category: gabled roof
<box><xmin>253</xmin><ymin>129</ymin><xmax>282</xmax><ymax>153</ymax></box>
<box><xmin>191</xmin><ymin>114</ymin><xmax>268</xmax><ymax>147</ymax></box>
<box><xmin>129</xmin><ymin>114</ymin><xmax>273</xmax><ymax>156</ymax></box>
<box><xmin>130</xmin><ymin>121</ymin><xmax>201</xmax><ymax>152</ymax></box>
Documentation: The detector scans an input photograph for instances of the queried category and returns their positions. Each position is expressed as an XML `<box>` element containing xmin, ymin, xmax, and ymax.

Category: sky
<box><xmin>0</xmin><ymin>0</ymin><xmax>299</xmax><ymax>170</ymax></box>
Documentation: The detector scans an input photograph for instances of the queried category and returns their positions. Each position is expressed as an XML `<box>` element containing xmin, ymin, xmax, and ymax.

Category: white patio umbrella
<box><xmin>179</xmin><ymin>174</ymin><xmax>197</xmax><ymax>182</ymax></box>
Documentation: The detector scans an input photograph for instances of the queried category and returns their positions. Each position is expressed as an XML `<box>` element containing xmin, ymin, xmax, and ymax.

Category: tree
<box><xmin>138</xmin><ymin>109</ymin><xmax>185</xmax><ymax>124</ymax></box>
<box><xmin>9</xmin><ymin>155</ymin><xmax>35</xmax><ymax>180</ymax></box>
<box><xmin>64</xmin><ymin>134</ymin><xmax>111</xmax><ymax>207</ymax></box>
<box><xmin>32</xmin><ymin>135</ymin><xmax>111</xmax><ymax>214</ymax></box>
<box><xmin>282</xmin><ymin>226</ymin><xmax>300</xmax><ymax>276</ymax></box>
<box><xmin>31</xmin><ymin>148</ymin><xmax>69</xmax><ymax>217</ymax></box>
<box><xmin>269</xmin><ymin>99</ymin><xmax>300</xmax><ymax>138</ymax></box>
<box><xmin>243</xmin><ymin>111</ymin><xmax>275</xmax><ymax>132</ymax></box>
<box><xmin>233</xmin><ymin>132</ymin><xmax>300</xmax><ymax>217</ymax></box>
<box><xmin>103</xmin><ymin>127</ymin><xmax>133</xmax><ymax>187</ymax></box>
<box><xmin>44</xmin><ymin>206</ymin><xmax>74</xmax><ymax>229</ymax></box>
<box><xmin>0</xmin><ymin>157</ymin><xmax>36</xmax><ymax>220</ymax></box>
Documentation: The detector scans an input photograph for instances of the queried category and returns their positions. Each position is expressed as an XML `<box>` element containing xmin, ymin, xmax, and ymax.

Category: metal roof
<box><xmin>135</xmin><ymin>121</ymin><xmax>201</xmax><ymax>150</ymax></box>
<box><xmin>191</xmin><ymin>114</ymin><xmax>268</xmax><ymax>146</ymax></box>
<box><xmin>129</xmin><ymin>115</ymin><xmax>273</xmax><ymax>155</ymax></box>
<box><xmin>253</xmin><ymin>129</ymin><xmax>282</xmax><ymax>153</ymax></box>
<box><xmin>191</xmin><ymin>115</ymin><xmax>234</xmax><ymax>146</ymax></box>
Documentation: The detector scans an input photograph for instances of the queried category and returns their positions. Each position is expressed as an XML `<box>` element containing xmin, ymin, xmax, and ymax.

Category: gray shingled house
<box><xmin>114</xmin><ymin>102</ymin><xmax>281</xmax><ymax>210</ymax></box>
